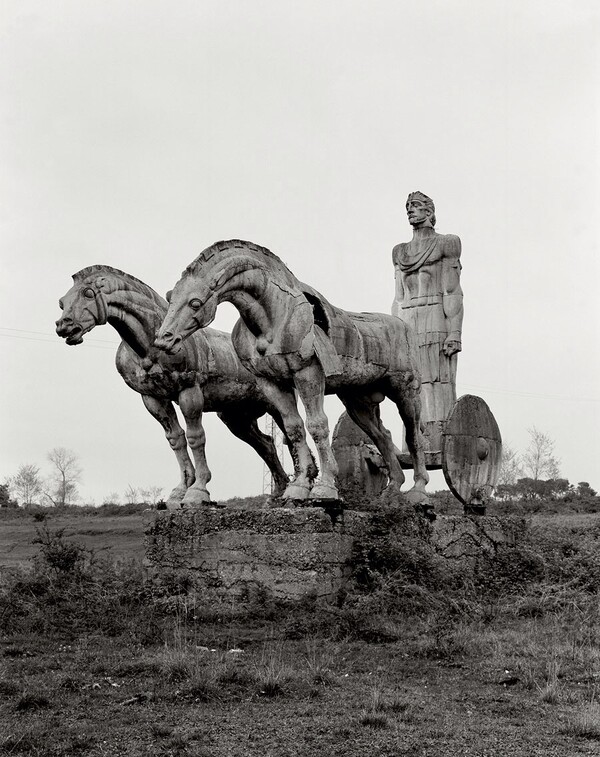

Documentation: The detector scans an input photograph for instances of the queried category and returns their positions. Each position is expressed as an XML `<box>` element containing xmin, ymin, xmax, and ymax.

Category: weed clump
<box><xmin>15</xmin><ymin>691</ymin><xmax>50</xmax><ymax>711</ymax></box>
<box><xmin>0</xmin><ymin>525</ymin><xmax>160</xmax><ymax>643</ymax></box>
<box><xmin>561</xmin><ymin>704</ymin><xmax>600</xmax><ymax>740</ymax></box>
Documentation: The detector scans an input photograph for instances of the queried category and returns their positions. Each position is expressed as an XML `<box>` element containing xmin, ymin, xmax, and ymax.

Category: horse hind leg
<box><xmin>141</xmin><ymin>395</ymin><xmax>195</xmax><ymax>509</ymax></box>
<box><xmin>294</xmin><ymin>365</ymin><xmax>339</xmax><ymax>500</ymax></box>
<box><xmin>255</xmin><ymin>377</ymin><xmax>316</xmax><ymax>501</ymax></box>
<box><xmin>274</xmin><ymin>411</ymin><xmax>318</xmax><ymax>486</ymax></box>
<box><xmin>387</xmin><ymin>378</ymin><xmax>429</xmax><ymax>495</ymax></box>
<box><xmin>340</xmin><ymin>393</ymin><xmax>406</xmax><ymax>489</ymax></box>
<box><xmin>218</xmin><ymin>409</ymin><xmax>289</xmax><ymax>497</ymax></box>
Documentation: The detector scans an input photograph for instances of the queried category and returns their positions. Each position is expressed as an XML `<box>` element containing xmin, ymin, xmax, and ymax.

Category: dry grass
<box><xmin>0</xmin><ymin>508</ymin><xmax>146</xmax><ymax>569</ymax></box>
<box><xmin>2</xmin><ymin>507</ymin><xmax>600</xmax><ymax>755</ymax></box>
<box><xmin>561</xmin><ymin>702</ymin><xmax>600</xmax><ymax>740</ymax></box>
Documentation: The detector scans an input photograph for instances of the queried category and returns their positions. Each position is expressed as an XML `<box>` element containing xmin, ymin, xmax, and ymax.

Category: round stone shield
<box><xmin>441</xmin><ymin>395</ymin><xmax>502</xmax><ymax>505</ymax></box>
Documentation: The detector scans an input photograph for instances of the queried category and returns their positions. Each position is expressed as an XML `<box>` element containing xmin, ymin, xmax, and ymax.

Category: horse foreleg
<box><xmin>255</xmin><ymin>378</ymin><xmax>315</xmax><ymax>501</ymax></box>
<box><xmin>294</xmin><ymin>365</ymin><xmax>339</xmax><ymax>500</ymax></box>
<box><xmin>178</xmin><ymin>384</ymin><xmax>211</xmax><ymax>506</ymax></box>
<box><xmin>339</xmin><ymin>392</ymin><xmax>406</xmax><ymax>489</ymax></box>
<box><xmin>141</xmin><ymin>395</ymin><xmax>195</xmax><ymax>509</ymax></box>
<box><xmin>218</xmin><ymin>409</ymin><xmax>289</xmax><ymax>497</ymax></box>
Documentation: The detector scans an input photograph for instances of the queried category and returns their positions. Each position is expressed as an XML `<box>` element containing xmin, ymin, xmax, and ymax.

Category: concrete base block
<box><xmin>144</xmin><ymin>507</ymin><xmax>369</xmax><ymax>601</ymax></box>
<box><xmin>144</xmin><ymin>507</ymin><xmax>524</xmax><ymax>602</ymax></box>
<box><xmin>430</xmin><ymin>514</ymin><xmax>521</xmax><ymax>561</ymax></box>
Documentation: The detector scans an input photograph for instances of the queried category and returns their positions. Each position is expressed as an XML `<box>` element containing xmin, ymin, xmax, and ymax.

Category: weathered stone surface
<box><xmin>145</xmin><ymin>507</ymin><xmax>370</xmax><ymax>601</ymax></box>
<box><xmin>55</xmin><ymin>265</ymin><xmax>291</xmax><ymax>507</ymax></box>
<box><xmin>442</xmin><ymin>395</ymin><xmax>502</xmax><ymax>507</ymax></box>
<box><xmin>430</xmin><ymin>514</ymin><xmax>521</xmax><ymax>561</ymax></box>
<box><xmin>332</xmin><ymin>411</ymin><xmax>388</xmax><ymax>499</ymax></box>
<box><xmin>145</xmin><ymin>506</ymin><xmax>524</xmax><ymax>601</ymax></box>
<box><xmin>155</xmin><ymin>239</ymin><xmax>429</xmax><ymax>503</ymax></box>
<box><xmin>392</xmin><ymin>191</ymin><xmax>463</xmax><ymax>455</ymax></box>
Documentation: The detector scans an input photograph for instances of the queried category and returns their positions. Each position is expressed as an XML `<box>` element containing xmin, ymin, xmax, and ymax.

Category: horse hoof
<box><xmin>282</xmin><ymin>483</ymin><xmax>311</xmax><ymax>501</ymax></box>
<box><xmin>181</xmin><ymin>488</ymin><xmax>211</xmax><ymax>507</ymax></box>
<box><xmin>309</xmin><ymin>483</ymin><xmax>340</xmax><ymax>501</ymax></box>
<box><xmin>166</xmin><ymin>488</ymin><xmax>186</xmax><ymax>508</ymax></box>
<box><xmin>403</xmin><ymin>487</ymin><xmax>430</xmax><ymax>506</ymax></box>
<box><xmin>166</xmin><ymin>497</ymin><xmax>184</xmax><ymax>510</ymax></box>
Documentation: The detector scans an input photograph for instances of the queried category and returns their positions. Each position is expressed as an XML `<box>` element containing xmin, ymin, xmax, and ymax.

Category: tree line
<box><xmin>497</xmin><ymin>426</ymin><xmax>596</xmax><ymax>501</ymax></box>
<box><xmin>1</xmin><ymin>448</ymin><xmax>163</xmax><ymax>508</ymax></box>
<box><xmin>2</xmin><ymin>427</ymin><xmax>594</xmax><ymax>508</ymax></box>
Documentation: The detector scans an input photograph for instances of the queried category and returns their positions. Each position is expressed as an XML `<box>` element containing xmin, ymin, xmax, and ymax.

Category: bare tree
<box><xmin>522</xmin><ymin>427</ymin><xmax>560</xmax><ymax>481</ymax></box>
<box><xmin>102</xmin><ymin>492</ymin><xmax>121</xmax><ymax>505</ymax></box>
<box><xmin>12</xmin><ymin>464</ymin><xmax>43</xmax><ymax>506</ymax></box>
<box><xmin>498</xmin><ymin>445</ymin><xmax>522</xmax><ymax>486</ymax></box>
<box><xmin>140</xmin><ymin>486</ymin><xmax>163</xmax><ymax>506</ymax></box>
<box><xmin>123</xmin><ymin>485</ymin><xmax>139</xmax><ymax>505</ymax></box>
<box><xmin>45</xmin><ymin>447</ymin><xmax>82</xmax><ymax>507</ymax></box>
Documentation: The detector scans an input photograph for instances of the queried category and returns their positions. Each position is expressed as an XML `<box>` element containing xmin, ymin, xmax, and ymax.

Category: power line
<box><xmin>0</xmin><ymin>327</ymin><xmax>118</xmax><ymax>345</ymax></box>
<box><xmin>459</xmin><ymin>383</ymin><xmax>600</xmax><ymax>404</ymax></box>
<box><xmin>2</xmin><ymin>327</ymin><xmax>599</xmax><ymax>405</ymax></box>
<box><xmin>0</xmin><ymin>330</ymin><xmax>116</xmax><ymax>351</ymax></box>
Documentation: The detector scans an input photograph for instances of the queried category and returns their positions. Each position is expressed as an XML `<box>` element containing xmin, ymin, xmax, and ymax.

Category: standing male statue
<box><xmin>392</xmin><ymin>191</ymin><xmax>464</xmax><ymax>455</ymax></box>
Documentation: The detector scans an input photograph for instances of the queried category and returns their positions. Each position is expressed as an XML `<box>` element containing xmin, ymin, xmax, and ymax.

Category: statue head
<box><xmin>55</xmin><ymin>271</ymin><xmax>112</xmax><ymax>345</ymax></box>
<box><xmin>406</xmin><ymin>191</ymin><xmax>436</xmax><ymax>228</ymax></box>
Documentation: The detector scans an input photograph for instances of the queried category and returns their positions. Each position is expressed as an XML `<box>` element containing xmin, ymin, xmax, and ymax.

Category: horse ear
<box><xmin>165</xmin><ymin>290</ymin><xmax>173</xmax><ymax>303</ymax></box>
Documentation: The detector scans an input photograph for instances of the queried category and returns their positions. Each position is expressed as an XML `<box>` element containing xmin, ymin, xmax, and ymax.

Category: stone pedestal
<box><xmin>144</xmin><ymin>507</ymin><xmax>369</xmax><ymax>601</ymax></box>
<box><xmin>144</xmin><ymin>507</ymin><xmax>524</xmax><ymax>602</ymax></box>
<box><xmin>429</xmin><ymin>514</ymin><xmax>521</xmax><ymax>563</ymax></box>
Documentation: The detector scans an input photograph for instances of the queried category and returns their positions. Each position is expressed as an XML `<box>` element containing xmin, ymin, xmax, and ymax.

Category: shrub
<box><xmin>0</xmin><ymin>483</ymin><xmax>18</xmax><ymax>508</ymax></box>
<box><xmin>97</xmin><ymin>502</ymin><xmax>148</xmax><ymax>516</ymax></box>
<box><xmin>473</xmin><ymin>545</ymin><xmax>546</xmax><ymax>596</ymax></box>
<box><xmin>33</xmin><ymin>525</ymin><xmax>86</xmax><ymax>575</ymax></box>
<box><xmin>0</xmin><ymin>526</ymin><xmax>161</xmax><ymax>642</ymax></box>
<box><xmin>351</xmin><ymin>503</ymin><xmax>462</xmax><ymax>598</ymax></box>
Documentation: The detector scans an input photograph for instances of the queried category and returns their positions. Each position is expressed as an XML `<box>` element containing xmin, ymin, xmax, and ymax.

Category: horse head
<box><xmin>155</xmin><ymin>271</ymin><xmax>218</xmax><ymax>355</ymax></box>
<box><xmin>55</xmin><ymin>270</ymin><xmax>114</xmax><ymax>345</ymax></box>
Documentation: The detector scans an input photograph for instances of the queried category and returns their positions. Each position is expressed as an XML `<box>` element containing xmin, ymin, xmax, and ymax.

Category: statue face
<box><xmin>406</xmin><ymin>198</ymin><xmax>432</xmax><ymax>227</ymax></box>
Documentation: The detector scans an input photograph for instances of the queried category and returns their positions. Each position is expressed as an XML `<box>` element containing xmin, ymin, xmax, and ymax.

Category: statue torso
<box><xmin>393</xmin><ymin>233</ymin><xmax>459</xmax><ymax>308</ymax></box>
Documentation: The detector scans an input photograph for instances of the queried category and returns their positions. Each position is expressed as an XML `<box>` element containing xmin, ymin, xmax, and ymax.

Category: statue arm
<box><xmin>391</xmin><ymin>245</ymin><xmax>404</xmax><ymax>318</ymax></box>
<box><xmin>442</xmin><ymin>236</ymin><xmax>463</xmax><ymax>356</ymax></box>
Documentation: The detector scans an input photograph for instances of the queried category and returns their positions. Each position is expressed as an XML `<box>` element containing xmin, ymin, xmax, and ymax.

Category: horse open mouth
<box><xmin>64</xmin><ymin>326</ymin><xmax>84</xmax><ymax>345</ymax></box>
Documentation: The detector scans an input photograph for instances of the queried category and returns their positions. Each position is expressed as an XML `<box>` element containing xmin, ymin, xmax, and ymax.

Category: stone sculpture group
<box><xmin>56</xmin><ymin>193</ymin><xmax>501</xmax><ymax>510</ymax></box>
<box><xmin>55</xmin><ymin>265</ymin><xmax>298</xmax><ymax>506</ymax></box>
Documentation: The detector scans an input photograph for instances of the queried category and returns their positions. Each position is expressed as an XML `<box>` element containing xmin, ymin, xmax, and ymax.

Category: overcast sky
<box><xmin>1</xmin><ymin>0</ymin><xmax>598</xmax><ymax>504</ymax></box>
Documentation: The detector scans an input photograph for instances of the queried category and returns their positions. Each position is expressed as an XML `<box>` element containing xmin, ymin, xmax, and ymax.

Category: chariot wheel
<box><xmin>441</xmin><ymin>395</ymin><xmax>502</xmax><ymax>507</ymax></box>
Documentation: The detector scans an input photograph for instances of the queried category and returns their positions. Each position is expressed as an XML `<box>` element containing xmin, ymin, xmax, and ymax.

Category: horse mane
<box><xmin>184</xmin><ymin>240</ymin><xmax>293</xmax><ymax>279</ymax></box>
<box><xmin>72</xmin><ymin>265</ymin><xmax>165</xmax><ymax>307</ymax></box>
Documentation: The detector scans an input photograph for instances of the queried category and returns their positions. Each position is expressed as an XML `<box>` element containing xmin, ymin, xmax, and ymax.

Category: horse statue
<box><xmin>155</xmin><ymin>240</ymin><xmax>429</xmax><ymax>502</ymax></box>
<box><xmin>55</xmin><ymin>264</ymin><xmax>298</xmax><ymax>508</ymax></box>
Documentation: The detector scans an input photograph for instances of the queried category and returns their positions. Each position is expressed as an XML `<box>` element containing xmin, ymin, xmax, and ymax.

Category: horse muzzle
<box><xmin>55</xmin><ymin>318</ymin><xmax>85</xmax><ymax>346</ymax></box>
<box><xmin>154</xmin><ymin>331</ymin><xmax>183</xmax><ymax>355</ymax></box>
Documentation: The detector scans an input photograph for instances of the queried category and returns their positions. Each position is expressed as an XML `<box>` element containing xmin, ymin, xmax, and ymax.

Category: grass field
<box><xmin>1</xmin><ymin>502</ymin><xmax>600</xmax><ymax>756</ymax></box>
<box><xmin>0</xmin><ymin>508</ymin><xmax>146</xmax><ymax>570</ymax></box>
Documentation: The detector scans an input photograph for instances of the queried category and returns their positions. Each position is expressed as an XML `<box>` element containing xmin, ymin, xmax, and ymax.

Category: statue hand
<box><xmin>443</xmin><ymin>337</ymin><xmax>462</xmax><ymax>356</ymax></box>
